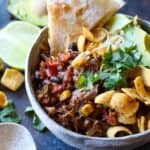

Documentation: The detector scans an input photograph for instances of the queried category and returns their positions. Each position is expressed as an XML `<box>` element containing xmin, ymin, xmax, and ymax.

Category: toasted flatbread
<box><xmin>47</xmin><ymin>0</ymin><xmax>125</xmax><ymax>55</ymax></box>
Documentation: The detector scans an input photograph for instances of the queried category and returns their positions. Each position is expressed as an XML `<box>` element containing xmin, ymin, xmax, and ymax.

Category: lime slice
<box><xmin>124</xmin><ymin>24</ymin><xmax>150</xmax><ymax>67</ymax></box>
<box><xmin>106</xmin><ymin>13</ymin><xmax>132</xmax><ymax>32</ymax></box>
<box><xmin>133</xmin><ymin>27</ymin><xmax>149</xmax><ymax>66</ymax></box>
<box><xmin>8</xmin><ymin>0</ymin><xmax>47</xmax><ymax>26</ymax></box>
<box><xmin>0</xmin><ymin>21</ymin><xmax>40</xmax><ymax>70</ymax></box>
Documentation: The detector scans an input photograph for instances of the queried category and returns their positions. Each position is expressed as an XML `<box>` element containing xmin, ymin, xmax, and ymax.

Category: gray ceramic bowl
<box><xmin>25</xmin><ymin>18</ymin><xmax>150</xmax><ymax>150</ymax></box>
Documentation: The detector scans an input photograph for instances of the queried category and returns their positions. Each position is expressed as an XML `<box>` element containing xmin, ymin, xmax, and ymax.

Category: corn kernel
<box><xmin>82</xmin><ymin>27</ymin><xmax>94</xmax><ymax>42</ymax></box>
<box><xmin>77</xmin><ymin>35</ymin><xmax>86</xmax><ymax>52</ymax></box>
<box><xmin>59</xmin><ymin>90</ymin><xmax>72</xmax><ymax>101</ymax></box>
<box><xmin>1</xmin><ymin>68</ymin><xmax>24</xmax><ymax>91</ymax></box>
<box><xmin>0</xmin><ymin>91</ymin><xmax>8</xmax><ymax>108</ymax></box>
<box><xmin>80</xmin><ymin>104</ymin><xmax>94</xmax><ymax>117</ymax></box>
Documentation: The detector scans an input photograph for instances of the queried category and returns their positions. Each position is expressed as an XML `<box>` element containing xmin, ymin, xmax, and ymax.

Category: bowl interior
<box><xmin>25</xmin><ymin>17</ymin><xmax>150</xmax><ymax>149</ymax></box>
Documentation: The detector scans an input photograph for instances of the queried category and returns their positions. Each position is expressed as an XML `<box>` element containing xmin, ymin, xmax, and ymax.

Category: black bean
<box><xmin>68</xmin><ymin>42</ymin><xmax>78</xmax><ymax>51</ymax></box>
<box><xmin>35</xmin><ymin>71</ymin><xmax>40</xmax><ymax>79</ymax></box>
<box><xmin>50</xmin><ymin>76</ymin><xmax>62</xmax><ymax>84</ymax></box>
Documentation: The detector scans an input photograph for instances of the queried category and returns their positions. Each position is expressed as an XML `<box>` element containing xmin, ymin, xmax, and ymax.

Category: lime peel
<box><xmin>0</xmin><ymin>21</ymin><xmax>40</xmax><ymax>70</ymax></box>
<box><xmin>8</xmin><ymin>0</ymin><xmax>47</xmax><ymax>26</ymax></box>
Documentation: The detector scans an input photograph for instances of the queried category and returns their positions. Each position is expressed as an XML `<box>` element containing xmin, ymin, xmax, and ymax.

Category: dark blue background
<box><xmin>0</xmin><ymin>0</ymin><xmax>150</xmax><ymax>149</ymax></box>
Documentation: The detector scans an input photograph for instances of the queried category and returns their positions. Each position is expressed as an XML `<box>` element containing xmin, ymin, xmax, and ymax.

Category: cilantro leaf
<box><xmin>0</xmin><ymin>103</ymin><xmax>21</xmax><ymax>123</ymax></box>
<box><xmin>76</xmin><ymin>41</ymin><xmax>142</xmax><ymax>90</ymax></box>
<box><xmin>25</xmin><ymin>106</ymin><xmax>46</xmax><ymax>132</ymax></box>
<box><xmin>33</xmin><ymin>114</ymin><xmax>46</xmax><ymax>132</ymax></box>
<box><xmin>76</xmin><ymin>72</ymin><xmax>101</xmax><ymax>90</ymax></box>
<box><xmin>76</xmin><ymin>75</ymin><xmax>87</xmax><ymax>89</ymax></box>
<box><xmin>25</xmin><ymin>106</ymin><xmax>34</xmax><ymax>116</ymax></box>
<box><xmin>102</xmin><ymin>72</ymin><xmax>127</xmax><ymax>89</ymax></box>
<box><xmin>100</xmin><ymin>43</ymin><xmax>141</xmax><ymax>89</ymax></box>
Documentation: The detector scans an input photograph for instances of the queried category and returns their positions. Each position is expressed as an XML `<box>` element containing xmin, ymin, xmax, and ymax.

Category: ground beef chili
<box><xmin>33</xmin><ymin>47</ymin><xmax>139</xmax><ymax>137</ymax></box>
<box><xmin>33</xmin><ymin>47</ymin><xmax>119</xmax><ymax>137</ymax></box>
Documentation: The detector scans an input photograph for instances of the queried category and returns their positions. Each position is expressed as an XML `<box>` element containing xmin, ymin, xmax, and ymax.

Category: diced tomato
<box><xmin>46</xmin><ymin>67</ymin><xmax>57</xmax><ymax>76</ymax></box>
<box><xmin>39</xmin><ymin>69</ymin><xmax>46</xmax><ymax>79</ymax></box>
<box><xmin>58</xmin><ymin>52</ymin><xmax>73</xmax><ymax>63</ymax></box>
<box><xmin>102</xmin><ymin>109</ymin><xmax>118</xmax><ymax>126</ymax></box>
<box><xmin>51</xmin><ymin>85</ymin><xmax>64</xmax><ymax>94</ymax></box>
<box><xmin>44</xmin><ymin>59</ymin><xmax>62</xmax><ymax>76</ymax></box>
<box><xmin>45</xmin><ymin>59</ymin><xmax>61</xmax><ymax>67</ymax></box>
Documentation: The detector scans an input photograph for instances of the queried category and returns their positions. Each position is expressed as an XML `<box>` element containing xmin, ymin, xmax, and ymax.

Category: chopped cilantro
<box><xmin>0</xmin><ymin>103</ymin><xmax>21</xmax><ymax>123</ymax></box>
<box><xmin>25</xmin><ymin>106</ymin><xmax>46</xmax><ymax>132</ymax></box>
<box><xmin>100</xmin><ymin>71</ymin><xmax>127</xmax><ymax>89</ymax></box>
<box><xmin>76</xmin><ymin>42</ymin><xmax>142</xmax><ymax>90</ymax></box>
<box><xmin>100</xmin><ymin>43</ymin><xmax>141</xmax><ymax>89</ymax></box>
<box><xmin>76</xmin><ymin>75</ymin><xmax>87</xmax><ymax>89</ymax></box>
<box><xmin>76</xmin><ymin>72</ymin><xmax>101</xmax><ymax>90</ymax></box>
<box><xmin>33</xmin><ymin>114</ymin><xmax>46</xmax><ymax>132</ymax></box>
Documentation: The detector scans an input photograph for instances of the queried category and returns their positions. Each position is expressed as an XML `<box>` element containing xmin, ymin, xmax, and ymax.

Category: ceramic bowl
<box><xmin>25</xmin><ymin>18</ymin><xmax>150</xmax><ymax>150</ymax></box>
<box><xmin>0</xmin><ymin>123</ymin><xmax>36</xmax><ymax>150</ymax></box>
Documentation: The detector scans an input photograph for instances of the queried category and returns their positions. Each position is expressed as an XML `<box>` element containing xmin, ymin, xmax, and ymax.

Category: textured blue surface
<box><xmin>0</xmin><ymin>0</ymin><xmax>150</xmax><ymax>150</ymax></box>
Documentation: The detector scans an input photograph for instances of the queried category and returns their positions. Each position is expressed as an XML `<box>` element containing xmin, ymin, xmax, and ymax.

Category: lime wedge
<box><xmin>8</xmin><ymin>0</ymin><xmax>47</xmax><ymax>26</ymax></box>
<box><xmin>0</xmin><ymin>21</ymin><xmax>40</xmax><ymax>70</ymax></box>
<box><xmin>106</xmin><ymin>13</ymin><xmax>132</xmax><ymax>32</ymax></box>
<box><xmin>124</xmin><ymin>24</ymin><xmax>150</xmax><ymax>67</ymax></box>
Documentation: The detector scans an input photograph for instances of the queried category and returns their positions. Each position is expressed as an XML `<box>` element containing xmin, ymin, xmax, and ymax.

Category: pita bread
<box><xmin>47</xmin><ymin>0</ymin><xmax>125</xmax><ymax>55</ymax></box>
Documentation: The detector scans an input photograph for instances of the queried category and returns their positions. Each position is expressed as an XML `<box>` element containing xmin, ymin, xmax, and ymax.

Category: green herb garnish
<box><xmin>33</xmin><ymin>114</ymin><xmax>46</xmax><ymax>132</ymax></box>
<box><xmin>76</xmin><ymin>71</ymin><xmax>101</xmax><ymax>90</ymax></box>
<box><xmin>99</xmin><ymin>70</ymin><xmax>127</xmax><ymax>89</ymax></box>
<box><xmin>25</xmin><ymin>106</ymin><xmax>46</xmax><ymax>132</ymax></box>
<box><xmin>123</xmin><ymin>24</ymin><xmax>150</xmax><ymax>67</ymax></box>
<box><xmin>0</xmin><ymin>103</ymin><xmax>21</xmax><ymax>123</ymax></box>
<box><xmin>76</xmin><ymin>42</ymin><xmax>141</xmax><ymax>90</ymax></box>
<box><xmin>99</xmin><ymin>43</ymin><xmax>141</xmax><ymax>89</ymax></box>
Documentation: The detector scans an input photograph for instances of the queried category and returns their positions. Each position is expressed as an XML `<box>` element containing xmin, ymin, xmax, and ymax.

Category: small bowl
<box><xmin>25</xmin><ymin>18</ymin><xmax>150</xmax><ymax>150</ymax></box>
<box><xmin>0</xmin><ymin>123</ymin><xmax>36</xmax><ymax>150</ymax></box>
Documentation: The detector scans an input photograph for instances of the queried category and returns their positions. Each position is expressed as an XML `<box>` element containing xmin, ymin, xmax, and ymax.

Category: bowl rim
<box><xmin>25</xmin><ymin>15</ymin><xmax>150</xmax><ymax>146</ymax></box>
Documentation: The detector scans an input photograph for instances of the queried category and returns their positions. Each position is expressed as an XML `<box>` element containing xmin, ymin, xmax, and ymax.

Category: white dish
<box><xmin>0</xmin><ymin>123</ymin><xmax>36</xmax><ymax>150</ymax></box>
